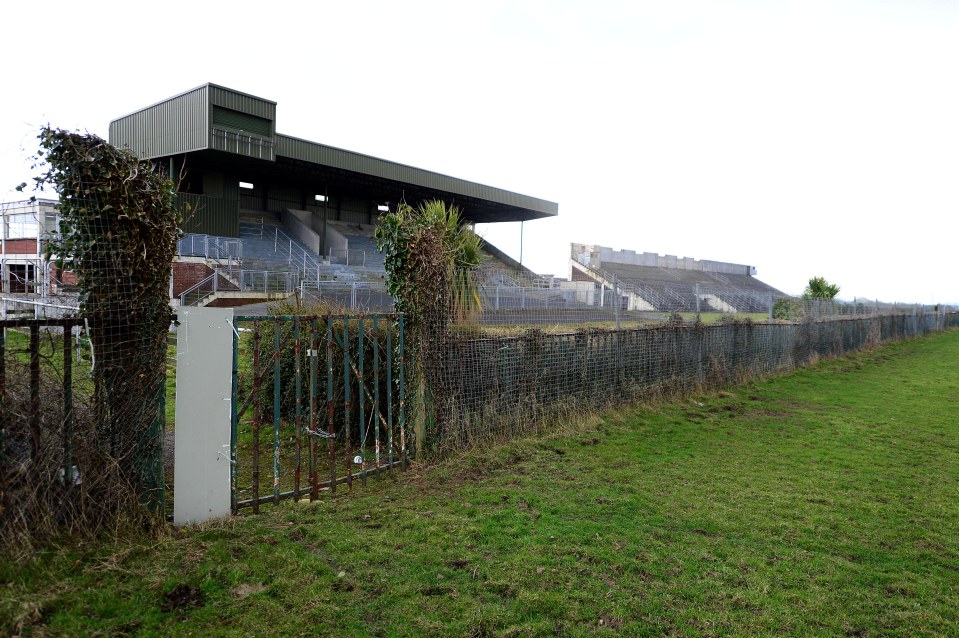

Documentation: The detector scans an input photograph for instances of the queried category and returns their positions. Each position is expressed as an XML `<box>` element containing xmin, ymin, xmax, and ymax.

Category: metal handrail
<box><xmin>178</xmin><ymin>234</ymin><xmax>243</xmax><ymax>270</ymax></box>
<box><xmin>179</xmin><ymin>268</ymin><xmax>301</xmax><ymax>306</ymax></box>
<box><xmin>571</xmin><ymin>256</ymin><xmax>669</xmax><ymax>309</ymax></box>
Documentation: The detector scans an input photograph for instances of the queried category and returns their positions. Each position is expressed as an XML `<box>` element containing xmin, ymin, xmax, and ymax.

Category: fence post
<box><xmin>173</xmin><ymin>307</ymin><xmax>233</xmax><ymax>525</ymax></box>
<box><xmin>695</xmin><ymin>284</ymin><xmax>701</xmax><ymax>318</ymax></box>
<box><xmin>613</xmin><ymin>274</ymin><xmax>621</xmax><ymax>329</ymax></box>
<box><xmin>768</xmin><ymin>293</ymin><xmax>773</xmax><ymax>321</ymax></box>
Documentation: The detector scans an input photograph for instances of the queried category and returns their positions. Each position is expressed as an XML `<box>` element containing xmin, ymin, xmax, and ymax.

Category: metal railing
<box><xmin>179</xmin><ymin>268</ymin><xmax>298</xmax><ymax>307</ymax></box>
<box><xmin>240</xmin><ymin>221</ymin><xmax>327</xmax><ymax>281</ymax></box>
<box><xmin>327</xmin><ymin>248</ymin><xmax>376</xmax><ymax>267</ymax></box>
<box><xmin>177</xmin><ymin>234</ymin><xmax>243</xmax><ymax>270</ymax></box>
<box><xmin>299</xmin><ymin>280</ymin><xmax>394</xmax><ymax>311</ymax></box>
<box><xmin>1</xmin><ymin>296</ymin><xmax>80</xmax><ymax>319</ymax></box>
<box><xmin>211</xmin><ymin>128</ymin><xmax>275</xmax><ymax>160</ymax></box>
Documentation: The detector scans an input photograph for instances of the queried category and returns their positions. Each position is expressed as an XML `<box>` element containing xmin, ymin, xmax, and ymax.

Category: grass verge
<box><xmin>3</xmin><ymin>329</ymin><xmax>959</xmax><ymax>636</ymax></box>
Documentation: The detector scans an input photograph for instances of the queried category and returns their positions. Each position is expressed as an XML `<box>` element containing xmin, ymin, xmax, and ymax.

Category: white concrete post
<box><xmin>174</xmin><ymin>307</ymin><xmax>234</xmax><ymax>526</ymax></box>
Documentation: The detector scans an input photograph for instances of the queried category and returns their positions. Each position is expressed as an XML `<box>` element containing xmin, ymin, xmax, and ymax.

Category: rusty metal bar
<box><xmin>273</xmin><ymin>318</ymin><xmax>281</xmax><ymax>505</ymax></box>
<box><xmin>343</xmin><ymin>318</ymin><xmax>352</xmax><ymax>489</ymax></box>
<box><xmin>251</xmin><ymin>321</ymin><xmax>261</xmax><ymax>514</ymax></box>
<box><xmin>0</xmin><ymin>326</ymin><xmax>5</xmax><ymax>502</ymax></box>
<box><xmin>358</xmin><ymin>315</ymin><xmax>366</xmax><ymax>486</ymax></box>
<box><xmin>326</xmin><ymin>316</ymin><xmax>336</xmax><ymax>494</ymax></box>
<box><xmin>309</xmin><ymin>319</ymin><xmax>318</xmax><ymax>501</ymax></box>
<box><xmin>62</xmin><ymin>327</ymin><xmax>73</xmax><ymax>487</ymax></box>
<box><xmin>235</xmin><ymin>459</ymin><xmax>405</xmax><ymax>509</ymax></box>
<box><xmin>0</xmin><ymin>317</ymin><xmax>97</xmax><ymax>328</ymax></box>
<box><xmin>294</xmin><ymin>318</ymin><xmax>302</xmax><ymax>500</ymax></box>
<box><xmin>398</xmin><ymin>315</ymin><xmax>406</xmax><ymax>469</ymax></box>
<box><xmin>29</xmin><ymin>325</ymin><xmax>39</xmax><ymax>462</ymax></box>
<box><xmin>373</xmin><ymin>316</ymin><xmax>381</xmax><ymax>479</ymax></box>
<box><xmin>386</xmin><ymin>322</ymin><xmax>393</xmax><ymax>475</ymax></box>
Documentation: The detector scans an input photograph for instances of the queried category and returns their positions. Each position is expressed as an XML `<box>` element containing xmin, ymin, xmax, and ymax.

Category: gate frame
<box><xmin>230</xmin><ymin>313</ymin><xmax>406</xmax><ymax>514</ymax></box>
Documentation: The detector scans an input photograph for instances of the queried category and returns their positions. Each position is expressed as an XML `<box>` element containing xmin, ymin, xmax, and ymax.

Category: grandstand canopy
<box><xmin>109</xmin><ymin>84</ymin><xmax>557</xmax><ymax>237</ymax></box>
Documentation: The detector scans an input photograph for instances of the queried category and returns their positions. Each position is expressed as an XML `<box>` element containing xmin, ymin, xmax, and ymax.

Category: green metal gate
<box><xmin>231</xmin><ymin>314</ymin><xmax>407</xmax><ymax>514</ymax></box>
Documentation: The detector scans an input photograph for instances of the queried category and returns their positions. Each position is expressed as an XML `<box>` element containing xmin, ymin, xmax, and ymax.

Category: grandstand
<box><xmin>108</xmin><ymin>83</ymin><xmax>557</xmax><ymax>311</ymax></box>
<box><xmin>569</xmin><ymin>243</ymin><xmax>785</xmax><ymax>314</ymax></box>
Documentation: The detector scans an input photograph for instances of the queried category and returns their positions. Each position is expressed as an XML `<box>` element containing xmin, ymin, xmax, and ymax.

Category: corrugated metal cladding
<box><xmin>211</xmin><ymin>107</ymin><xmax>272</xmax><ymax>137</ymax></box>
<box><xmin>178</xmin><ymin>193</ymin><xmax>240</xmax><ymax>237</ymax></box>
<box><xmin>265</xmin><ymin>188</ymin><xmax>302</xmax><ymax>214</ymax></box>
<box><xmin>340</xmin><ymin>210</ymin><xmax>371</xmax><ymax>224</ymax></box>
<box><xmin>275</xmin><ymin>135</ymin><xmax>558</xmax><ymax>217</ymax></box>
<box><xmin>108</xmin><ymin>86</ymin><xmax>210</xmax><ymax>160</ymax></box>
<box><xmin>208</xmin><ymin>85</ymin><xmax>276</xmax><ymax>126</ymax></box>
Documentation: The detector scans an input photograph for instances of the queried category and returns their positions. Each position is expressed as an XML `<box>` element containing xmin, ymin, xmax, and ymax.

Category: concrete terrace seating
<box><xmin>237</xmin><ymin>222</ymin><xmax>344</xmax><ymax>281</ymax></box>
<box><xmin>598</xmin><ymin>262</ymin><xmax>782</xmax><ymax>314</ymax></box>
<box><xmin>326</xmin><ymin>221</ymin><xmax>386</xmax><ymax>272</ymax></box>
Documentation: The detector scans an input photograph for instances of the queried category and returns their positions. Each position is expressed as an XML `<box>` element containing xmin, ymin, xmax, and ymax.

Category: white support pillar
<box><xmin>174</xmin><ymin>307</ymin><xmax>234</xmax><ymax>526</ymax></box>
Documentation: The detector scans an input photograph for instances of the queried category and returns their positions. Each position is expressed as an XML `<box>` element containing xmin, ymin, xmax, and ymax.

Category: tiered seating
<box><xmin>327</xmin><ymin>221</ymin><xmax>386</xmax><ymax>272</ymax></box>
<box><xmin>237</xmin><ymin>222</ymin><xmax>345</xmax><ymax>281</ymax></box>
<box><xmin>593</xmin><ymin>261</ymin><xmax>783</xmax><ymax>313</ymax></box>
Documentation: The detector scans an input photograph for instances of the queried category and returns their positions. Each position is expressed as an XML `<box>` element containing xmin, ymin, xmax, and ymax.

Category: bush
<box><xmin>1</xmin><ymin>332</ymin><xmax>153</xmax><ymax>560</ymax></box>
<box><xmin>773</xmin><ymin>297</ymin><xmax>797</xmax><ymax>321</ymax></box>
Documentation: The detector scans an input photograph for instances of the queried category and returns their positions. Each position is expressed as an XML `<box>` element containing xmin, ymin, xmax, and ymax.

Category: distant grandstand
<box><xmin>570</xmin><ymin>243</ymin><xmax>785</xmax><ymax>314</ymax></box>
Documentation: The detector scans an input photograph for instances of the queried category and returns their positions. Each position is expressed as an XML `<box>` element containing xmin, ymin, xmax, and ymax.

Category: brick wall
<box><xmin>2</xmin><ymin>238</ymin><xmax>39</xmax><ymax>255</ymax></box>
<box><xmin>172</xmin><ymin>262</ymin><xmax>215</xmax><ymax>297</ymax></box>
<box><xmin>52</xmin><ymin>266</ymin><xmax>78</xmax><ymax>286</ymax></box>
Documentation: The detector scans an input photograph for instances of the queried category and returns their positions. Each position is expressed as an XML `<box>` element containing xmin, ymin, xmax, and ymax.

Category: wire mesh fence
<box><xmin>417</xmin><ymin>304</ymin><xmax>958</xmax><ymax>456</ymax></box>
<box><xmin>0</xmin><ymin>318</ymin><xmax>162</xmax><ymax>553</ymax></box>
<box><xmin>0</xmin><ymin>128</ymin><xmax>179</xmax><ymax>552</ymax></box>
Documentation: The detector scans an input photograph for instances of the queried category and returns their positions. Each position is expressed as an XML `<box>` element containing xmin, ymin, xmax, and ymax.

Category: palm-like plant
<box><xmin>376</xmin><ymin>199</ymin><xmax>483</xmax><ymax>326</ymax></box>
<box><xmin>802</xmin><ymin>276</ymin><xmax>840</xmax><ymax>299</ymax></box>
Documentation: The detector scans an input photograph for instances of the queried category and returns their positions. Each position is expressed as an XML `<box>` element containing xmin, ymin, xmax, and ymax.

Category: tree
<box><xmin>27</xmin><ymin>127</ymin><xmax>181</xmax><ymax>512</ymax></box>
<box><xmin>802</xmin><ymin>276</ymin><xmax>840</xmax><ymax>300</ymax></box>
<box><xmin>374</xmin><ymin>199</ymin><xmax>483</xmax><ymax>335</ymax></box>
<box><xmin>374</xmin><ymin>199</ymin><xmax>483</xmax><ymax>454</ymax></box>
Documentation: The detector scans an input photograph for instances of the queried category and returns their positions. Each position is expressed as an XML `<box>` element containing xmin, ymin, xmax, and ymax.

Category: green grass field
<box><xmin>3</xmin><ymin>329</ymin><xmax>959</xmax><ymax>637</ymax></box>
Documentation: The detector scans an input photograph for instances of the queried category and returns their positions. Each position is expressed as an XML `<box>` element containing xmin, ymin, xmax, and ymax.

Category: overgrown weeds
<box><xmin>1</xmin><ymin>354</ymin><xmax>156</xmax><ymax>562</ymax></box>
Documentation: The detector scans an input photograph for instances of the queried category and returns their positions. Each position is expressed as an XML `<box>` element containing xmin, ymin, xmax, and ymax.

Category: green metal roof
<box><xmin>275</xmin><ymin>134</ymin><xmax>557</xmax><ymax>219</ymax></box>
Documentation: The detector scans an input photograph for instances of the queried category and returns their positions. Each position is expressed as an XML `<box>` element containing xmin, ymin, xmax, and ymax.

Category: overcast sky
<box><xmin>2</xmin><ymin>1</ymin><xmax>956</xmax><ymax>302</ymax></box>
